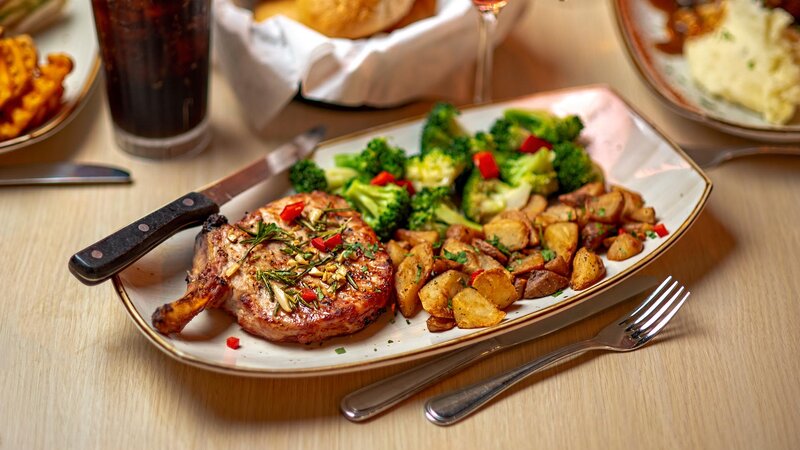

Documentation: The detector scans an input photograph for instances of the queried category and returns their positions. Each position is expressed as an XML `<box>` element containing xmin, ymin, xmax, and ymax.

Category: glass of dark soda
<box><xmin>91</xmin><ymin>0</ymin><xmax>211</xmax><ymax>158</ymax></box>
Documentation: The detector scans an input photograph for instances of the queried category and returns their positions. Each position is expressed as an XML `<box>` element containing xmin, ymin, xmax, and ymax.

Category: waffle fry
<box><xmin>0</xmin><ymin>32</ymin><xmax>72</xmax><ymax>140</ymax></box>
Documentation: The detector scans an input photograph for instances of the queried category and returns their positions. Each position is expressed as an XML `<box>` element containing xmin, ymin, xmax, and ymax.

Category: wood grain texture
<box><xmin>1</xmin><ymin>2</ymin><xmax>799</xmax><ymax>449</ymax></box>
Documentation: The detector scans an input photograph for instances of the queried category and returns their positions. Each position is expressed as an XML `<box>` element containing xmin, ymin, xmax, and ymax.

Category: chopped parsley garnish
<box><xmin>443</xmin><ymin>249</ymin><xmax>468</xmax><ymax>264</ymax></box>
<box><xmin>414</xmin><ymin>264</ymin><xmax>423</xmax><ymax>283</ymax></box>
<box><xmin>645</xmin><ymin>230</ymin><xmax>658</xmax><ymax>239</ymax></box>
<box><xmin>721</xmin><ymin>28</ymin><xmax>734</xmax><ymax>41</ymax></box>
<box><xmin>335</xmin><ymin>347</ymin><xmax>347</xmax><ymax>354</ymax></box>
<box><xmin>432</xmin><ymin>240</ymin><xmax>443</xmax><ymax>249</ymax></box>
<box><xmin>597</xmin><ymin>207</ymin><xmax>606</xmax><ymax>217</ymax></box>
<box><xmin>541</xmin><ymin>249</ymin><xmax>556</xmax><ymax>262</ymax></box>
<box><xmin>552</xmin><ymin>289</ymin><xmax>564</xmax><ymax>297</ymax></box>
<box><xmin>487</xmin><ymin>235</ymin><xmax>511</xmax><ymax>257</ymax></box>
<box><xmin>340</xmin><ymin>242</ymin><xmax>377</xmax><ymax>260</ymax></box>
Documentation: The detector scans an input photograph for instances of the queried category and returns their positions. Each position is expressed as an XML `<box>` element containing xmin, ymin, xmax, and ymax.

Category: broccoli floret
<box><xmin>409</xmin><ymin>187</ymin><xmax>481</xmax><ymax>235</ymax></box>
<box><xmin>342</xmin><ymin>179</ymin><xmax>410</xmax><ymax>240</ymax></box>
<box><xmin>461</xmin><ymin>170</ymin><xmax>533</xmax><ymax>224</ymax></box>
<box><xmin>500</xmin><ymin>149</ymin><xmax>559</xmax><ymax>196</ymax></box>
<box><xmin>552</xmin><ymin>142</ymin><xmax>601</xmax><ymax>193</ymax></box>
<box><xmin>289</xmin><ymin>160</ymin><xmax>328</xmax><ymax>193</ymax></box>
<box><xmin>503</xmin><ymin>109</ymin><xmax>584</xmax><ymax>144</ymax></box>
<box><xmin>289</xmin><ymin>160</ymin><xmax>360</xmax><ymax>193</ymax></box>
<box><xmin>404</xmin><ymin>148</ymin><xmax>468</xmax><ymax>192</ymax></box>
<box><xmin>490</xmin><ymin>118</ymin><xmax>531</xmax><ymax>154</ymax></box>
<box><xmin>421</xmin><ymin>103</ymin><xmax>468</xmax><ymax>154</ymax></box>
<box><xmin>325</xmin><ymin>167</ymin><xmax>359</xmax><ymax>191</ymax></box>
<box><xmin>334</xmin><ymin>137</ymin><xmax>407</xmax><ymax>179</ymax></box>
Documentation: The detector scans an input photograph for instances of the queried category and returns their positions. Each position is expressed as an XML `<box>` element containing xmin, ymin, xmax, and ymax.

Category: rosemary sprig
<box><xmin>345</xmin><ymin>273</ymin><xmax>359</xmax><ymax>291</ymax></box>
<box><xmin>237</xmin><ymin>221</ymin><xmax>292</xmax><ymax>264</ymax></box>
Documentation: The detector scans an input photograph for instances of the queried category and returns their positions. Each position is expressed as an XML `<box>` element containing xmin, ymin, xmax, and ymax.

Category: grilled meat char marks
<box><xmin>152</xmin><ymin>191</ymin><xmax>393</xmax><ymax>343</ymax></box>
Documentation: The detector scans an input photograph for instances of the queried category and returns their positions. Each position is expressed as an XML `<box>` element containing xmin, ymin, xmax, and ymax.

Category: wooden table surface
<box><xmin>2</xmin><ymin>2</ymin><xmax>799</xmax><ymax>449</ymax></box>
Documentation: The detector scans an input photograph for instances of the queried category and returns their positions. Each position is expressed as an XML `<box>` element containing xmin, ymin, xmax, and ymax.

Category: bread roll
<box><xmin>386</xmin><ymin>0</ymin><xmax>437</xmax><ymax>32</ymax></box>
<box><xmin>296</xmin><ymin>0</ymin><xmax>416</xmax><ymax>39</ymax></box>
<box><xmin>254</xmin><ymin>0</ymin><xmax>299</xmax><ymax>22</ymax></box>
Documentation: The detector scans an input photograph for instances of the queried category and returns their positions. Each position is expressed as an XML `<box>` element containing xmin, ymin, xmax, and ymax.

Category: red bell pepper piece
<box><xmin>370</xmin><ymin>171</ymin><xmax>396</xmax><ymax>186</ymax></box>
<box><xmin>473</xmin><ymin>152</ymin><xmax>499</xmax><ymax>179</ymax></box>
<box><xmin>324</xmin><ymin>233</ymin><xmax>343</xmax><ymax>250</ymax></box>
<box><xmin>653</xmin><ymin>223</ymin><xmax>669</xmax><ymax>238</ymax></box>
<box><xmin>226</xmin><ymin>336</ymin><xmax>240</xmax><ymax>349</ymax></box>
<box><xmin>393</xmin><ymin>179</ymin><xmax>416</xmax><ymax>196</ymax></box>
<box><xmin>469</xmin><ymin>269</ymin><xmax>485</xmax><ymax>286</ymax></box>
<box><xmin>520</xmin><ymin>135</ymin><xmax>553</xmax><ymax>153</ymax></box>
<box><xmin>311</xmin><ymin>237</ymin><xmax>327</xmax><ymax>252</ymax></box>
<box><xmin>279</xmin><ymin>201</ymin><xmax>305</xmax><ymax>223</ymax></box>
<box><xmin>300</xmin><ymin>288</ymin><xmax>318</xmax><ymax>302</ymax></box>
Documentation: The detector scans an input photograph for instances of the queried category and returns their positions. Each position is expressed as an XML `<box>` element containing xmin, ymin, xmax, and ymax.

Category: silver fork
<box><xmin>681</xmin><ymin>144</ymin><xmax>800</xmax><ymax>169</ymax></box>
<box><xmin>424</xmin><ymin>277</ymin><xmax>690</xmax><ymax>426</ymax></box>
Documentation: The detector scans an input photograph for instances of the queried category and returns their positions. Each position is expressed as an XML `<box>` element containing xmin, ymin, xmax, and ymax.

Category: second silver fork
<box><xmin>424</xmin><ymin>277</ymin><xmax>690</xmax><ymax>426</ymax></box>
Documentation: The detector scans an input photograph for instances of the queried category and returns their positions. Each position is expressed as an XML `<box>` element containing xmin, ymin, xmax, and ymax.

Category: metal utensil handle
<box><xmin>425</xmin><ymin>340</ymin><xmax>597</xmax><ymax>426</ymax></box>
<box><xmin>68</xmin><ymin>192</ymin><xmax>218</xmax><ymax>285</ymax></box>
<box><xmin>341</xmin><ymin>340</ymin><xmax>501</xmax><ymax>422</ymax></box>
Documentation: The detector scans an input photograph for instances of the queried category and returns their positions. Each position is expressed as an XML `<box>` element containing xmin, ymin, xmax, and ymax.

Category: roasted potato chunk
<box><xmin>558</xmin><ymin>182</ymin><xmax>605</xmax><ymax>207</ymax></box>
<box><xmin>427</xmin><ymin>315</ymin><xmax>456</xmax><ymax>332</ymax></box>
<box><xmin>570</xmin><ymin>247</ymin><xmax>605</xmax><ymax>290</ymax></box>
<box><xmin>543</xmin><ymin>204</ymin><xmax>578</xmax><ymax>222</ymax></box>
<box><xmin>442</xmin><ymin>238</ymin><xmax>481</xmax><ymax>273</ymax></box>
<box><xmin>471</xmin><ymin>267</ymin><xmax>518</xmax><ymax>309</ymax></box>
<box><xmin>483</xmin><ymin>219</ymin><xmax>529</xmax><ymax>252</ymax></box>
<box><xmin>621</xmin><ymin>222</ymin><xmax>655</xmax><ymax>241</ymax></box>
<box><xmin>612</xmin><ymin>185</ymin><xmax>644</xmax><ymax>219</ymax></box>
<box><xmin>585</xmin><ymin>191</ymin><xmax>623</xmax><ymax>224</ymax></box>
<box><xmin>628</xmin><ymin>207</ymin><xmax>656</xmax><ymax>224</ymax></box>
<box><xmin>524</xmin><ymin>270</ymin><xmax>569</xmax><ymax>298</ymax></box>
<box><xmin>476</xmin><ymin>253</ymin><xmax>504</xmax><ymax>271</ymax></box>
<box><xmin>507</xmin><ymin>252</ymin><xmax>545</xmax><ymax>276</ymax></box>
<box><xmin>543</xmin><ymin>222</ymin><xmax>579</xmax><ymax>263</ymax></box>
<box><xmin>419</xmin><ymin>270</ymin><xmax>468</xmax><ymax>318</ymax></box>
<box><xmin>607</xmin><ymin>232</ymin><xmax>644</xmax><ymax>261</ymax></box>
<box><xmin>581</xmin><ymin>222</ymin><xmax>615</xmax><ymax>251</ymax></box>
<box><xmin>385</xmin><ymin>240</ymin><xmax>408</xmax><ymax>268</ymax></box>
<box><xmin>522</xmin><ymin>194</ymin><xmax>548</xmax><ymax>221</ymax></box>
<box><xmin>446</xmin><ymin>224</ymin><xmax>483</xmax><ymax>243</ymax></box>
<box><xmin>452</xmin><ymin>288</ymin><xmax>506</xmax><ymax>328</ymax></box>
<box><xmin>513</xmin><ymin>277</ymin><xmax>526</xmax><ymax>300</ymax></box>
<box><xmin>544</xmin><ymin>254</ymin><xmax>570</xmax><ymax>277</ymax></box>
<box><xmin>472</xmin><ymin>238</ymin><xmax>509</xmax><ymax>264</ymax></box>
<box><xmin>395</xmin><ymin>229</ymin><xmax>439</xmax><ymax>247</ymax></box>
<box><xmin>432</xmin><ymin>257</ymin><xmax>461</xmax><ymax>274</ymax></box>
<box><xmin>395</xmin><ymin>242</ymin><xmax>434</xmax><ymax>317</ymax></box>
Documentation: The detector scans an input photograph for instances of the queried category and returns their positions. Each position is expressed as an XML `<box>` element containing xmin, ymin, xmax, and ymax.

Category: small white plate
<box><xmin>614</xmin><ymin>0</ymin><xmax>800</xmax><ymax>142</ymax></box>
<box><xmin>113</xmin><ymin>85</ymin><xmax>712</xmax><ymax>377</ymax></box>
<box><xmin>0</xmin><ymin>0</ymin><xmax>100</xmax><ymax>154</ymax></box>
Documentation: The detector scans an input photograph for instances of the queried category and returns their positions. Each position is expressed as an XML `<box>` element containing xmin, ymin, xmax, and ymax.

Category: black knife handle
<box><xmin>68</xmin><ymin>192</ymin><xmax>219</xmax><ymax>286</ymax></box>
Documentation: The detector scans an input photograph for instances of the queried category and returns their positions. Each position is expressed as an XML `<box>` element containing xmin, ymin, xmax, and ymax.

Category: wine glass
<box><xmin>472</xmin><ymin>0</ymin><xmax>508</xmax><ymax>104</ymax></box>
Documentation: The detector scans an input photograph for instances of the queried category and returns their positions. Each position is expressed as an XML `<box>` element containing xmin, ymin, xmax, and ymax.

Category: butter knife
<box><xmin>68</xmin><ymin>126</ymin><xmax>326</xmax><ymax>286</ymax></box>
<box><xmin>340</xmin><ymin>275</ymin><xmax>657</xmax><ymax>422</ymax></box>
<box><xmin>0</xmin><ymin>163</ymin><xmax>131</xmax><ymax>186</ymax></box>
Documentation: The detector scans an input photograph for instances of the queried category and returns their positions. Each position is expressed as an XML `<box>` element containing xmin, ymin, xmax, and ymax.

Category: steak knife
<box><xmin>0</xmin><ymin>163</ymin><xmax>131</xmax><ymax>186</ymax></box>
<box><xmin>68</xmin><ymin>126</ymin><xmax>326</xmax><ymax>286</ymax></box>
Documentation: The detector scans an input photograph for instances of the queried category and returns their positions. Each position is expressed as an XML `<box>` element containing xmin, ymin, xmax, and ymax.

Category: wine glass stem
<box><xmin>475</xmin><ymin>10</ymin><xmax>498</xmax><ymax>104</ymax></box>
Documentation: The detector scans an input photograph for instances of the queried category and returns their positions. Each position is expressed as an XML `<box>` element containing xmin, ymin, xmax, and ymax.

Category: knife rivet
<box><xmin>182</xmin><ymin>198</ymin><xmax>195</xmax><ymax>207</ymax></box>
<box><xmin>138</xmin><ymin>223</ymin><xmax>150</xmax><ymax>232</ymax></box>
<box><xmin>91</xmin><ymin>250</ymin><xmax>103</xmax><ymax>259</ymax></box>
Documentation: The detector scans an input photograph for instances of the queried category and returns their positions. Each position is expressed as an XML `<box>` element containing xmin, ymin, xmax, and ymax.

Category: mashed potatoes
<box><xmin>684</xmin><ymin>0</ymin><xmax>800</xmax><ymax>124</ymax></box>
